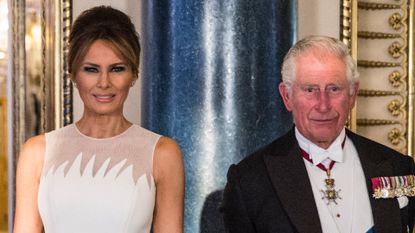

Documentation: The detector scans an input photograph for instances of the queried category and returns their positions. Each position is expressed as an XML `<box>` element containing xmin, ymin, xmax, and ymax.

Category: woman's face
<box><xmin>74</xmin><ymin>39</ymin><xmax>134</xmax><ymax>117</ymax></box>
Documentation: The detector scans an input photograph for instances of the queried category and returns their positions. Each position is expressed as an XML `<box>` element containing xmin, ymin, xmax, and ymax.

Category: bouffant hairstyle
<box><xmin>68</xmin><ymin>6</ymin><xmax>141</xmax><ymax>78</ymax></box>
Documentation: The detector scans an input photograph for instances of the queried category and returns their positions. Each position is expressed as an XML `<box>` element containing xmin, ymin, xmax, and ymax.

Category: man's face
<box><xmin>279</xmin><ymin>50</ymin><xmax>359</xmax><ymax>149</ymax></box>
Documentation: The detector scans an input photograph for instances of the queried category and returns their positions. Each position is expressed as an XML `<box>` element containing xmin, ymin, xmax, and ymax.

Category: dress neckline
<box><xmin>73</xmin><ymin>124</ymin><xmax>135</xmax><ymax>141</ymax></box>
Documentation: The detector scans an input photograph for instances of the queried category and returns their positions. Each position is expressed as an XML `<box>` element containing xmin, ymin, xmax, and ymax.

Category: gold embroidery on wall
<box><xmin>342</xmin><ymin>0</ymin><xmax>414</xmax><ymax>155</ymax></box>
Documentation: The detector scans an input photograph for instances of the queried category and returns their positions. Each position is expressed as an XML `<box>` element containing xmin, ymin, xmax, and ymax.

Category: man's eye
<box><xmin>83</xmin><ymin>67</ymin><xmax>98</xmax><ymax>73</ymax></box>
<box><xmin>327</xmin><ymin>86</ymin><xmax>340</xmax><ymax>92</ymax></box>
<box><xmin>304</xmin><ymin>87</ymin><xmax>318</xmax><ymax>93</ymax></box>
<box><xmin>111</xmin><ymin>66</ymin><xmax>126</xmax><ymax>72</ymax></box>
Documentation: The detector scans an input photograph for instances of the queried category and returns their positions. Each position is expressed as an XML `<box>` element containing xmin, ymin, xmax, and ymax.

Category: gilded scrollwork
<box><xmin>388</xmin><ymin>41</ymin><xmax>404</xmax><ymax>59</ymax></box>
<box><xmin>388</xmin><ymin>70</ymin><xmax>404</xmax><ymax>88</ymax></box>
<box><xmin>340</xmin><ymin>0</ymin><xmax>353</xmax><ymax>50</ymax></box>
<box><xmin>389</xmin><ymin>13</ymin><xmax>404</xmax><ymax>30</ymax></box>
<box><xmin>388</xmin><ymin>128</ymin><xmax>405</xmax><ymax>146</ymax></box>
<box><xmin>388</xmin><ymin>99</ymin><xmax>404</xmax><ymax>117</ymax></box>
<box><xmin>342</xmin><ymin>0</ymin><xmax>413</xmax><ymax>155</ymax></box>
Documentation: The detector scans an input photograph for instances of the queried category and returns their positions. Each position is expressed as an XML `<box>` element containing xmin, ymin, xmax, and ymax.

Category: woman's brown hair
<box><xmin>68</xmin><ymin>6</ymin><xmax>141</xmax><ymax>78</ymax></box>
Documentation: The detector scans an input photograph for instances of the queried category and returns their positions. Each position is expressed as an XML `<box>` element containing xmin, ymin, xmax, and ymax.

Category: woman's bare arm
<box><xmin>152</xmin><ymin>137</ymin><xmax>185</xmax><ymax>233</ymax></box>
<box><xmin>13</xmin><ymin>135</ymin><xmax>45</xmax><ymax>233</ymax></box>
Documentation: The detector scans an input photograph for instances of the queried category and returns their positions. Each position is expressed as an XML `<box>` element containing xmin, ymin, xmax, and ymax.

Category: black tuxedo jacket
<box><xmin>222</xmin><ymin>128</ymin><xmax>415</xmax><ymax>233</ymax></box>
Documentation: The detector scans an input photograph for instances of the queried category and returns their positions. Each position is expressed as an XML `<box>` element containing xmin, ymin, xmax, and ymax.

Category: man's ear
<box><xmin>278</xmin><ymin>82</ymin><xmax>293</xmax><ymax>112</ymax></box>
<box><xmin>349</xmin><ymin>81</ymin><xmax>360</xmax><ymax>109</ymax></box>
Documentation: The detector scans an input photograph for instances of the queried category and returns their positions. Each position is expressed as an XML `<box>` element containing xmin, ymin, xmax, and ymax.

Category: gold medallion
<box><xmin>320</xmin><ymin>170</ymin><xmax>341</xmax><ymax>205</ymax></box>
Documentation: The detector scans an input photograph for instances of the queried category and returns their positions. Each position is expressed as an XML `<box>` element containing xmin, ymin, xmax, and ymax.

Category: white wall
<box><xmin>72</xmin><ymin>0</ymin><xmax>341</xmax><ymax>125</ymax></box>
<box><xmin>298</xmin><ymin>0</ymin><xmax>340</xmax><ymax>39</ymax></box>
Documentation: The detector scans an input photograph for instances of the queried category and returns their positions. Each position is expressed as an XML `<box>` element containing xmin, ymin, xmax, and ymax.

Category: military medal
<box><xmin>371</xmin><ymin>175</ymin><xmax>415</xmax><ymax>199</ymax></box>
<box><xmin>320</xmin><ymin>166</ymin><xmax>341</xmax><ymax>205</ymax></box>
<box><xmin>300</xmin><ymin>139</ymin><xmax>345</xmax><ymax>205</ymax></box>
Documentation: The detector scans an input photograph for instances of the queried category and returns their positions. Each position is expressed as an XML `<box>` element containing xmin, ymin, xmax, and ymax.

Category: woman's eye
<box><xmin>111</xmin><ymin>66</ymin><xmax>126</xmax><ymax>72</ymax></box>
<box><xmin>83</xmin><ymin>66</ymin><xmax>98</xmax><ymax>73</ymax></box>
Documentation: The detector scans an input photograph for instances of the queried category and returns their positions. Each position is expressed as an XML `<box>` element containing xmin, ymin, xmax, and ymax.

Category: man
<box><xmin>222</xmin><ymin>36</ymin><xmax>415</xmax><ymax>233</ymax></box>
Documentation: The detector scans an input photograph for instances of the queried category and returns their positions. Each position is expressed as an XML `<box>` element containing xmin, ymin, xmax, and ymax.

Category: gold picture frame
<box><xmin>0</xmin><ymin>98</ymin><xmax>7</xmax><ymax>231</ymax></box>
<box><xmin>9</xmin><ymin>0</ymin><xmax>72</xmax><ymax>227</ymax></box>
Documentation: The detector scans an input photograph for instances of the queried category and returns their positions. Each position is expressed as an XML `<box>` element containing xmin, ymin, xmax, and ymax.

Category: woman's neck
<box><xmin>75</xmin><ymin>114</ymin><xmax>132</xmax><ymax>138</ymax></box>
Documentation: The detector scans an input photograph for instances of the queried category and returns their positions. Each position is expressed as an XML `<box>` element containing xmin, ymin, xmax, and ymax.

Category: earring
<box><xmin>130</xmin><ymin>80</ymin><xmax>136</xmax><ymax>87</ymax></box>
<box><xmin>72</xmin><ymin>80</ymin><xmax>77</xmax><ymax>88</ymax></box>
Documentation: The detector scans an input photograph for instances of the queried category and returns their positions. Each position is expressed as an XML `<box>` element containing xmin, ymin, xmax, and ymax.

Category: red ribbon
<box><xmin>299</xmin><ymin>137</ymin><xmax>346</xmax><ymax>172</ymax></box>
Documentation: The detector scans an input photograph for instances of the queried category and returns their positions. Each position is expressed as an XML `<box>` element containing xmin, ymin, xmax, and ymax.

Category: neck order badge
<box><xmin>300</xmin><ymin>137</ymin><xmax>346</xmax><ymax>205</ymax></box>
<box><xmin>301</xmin><ymin>150</ymin><xmax>341</xmax><ymax>205</ymax></box>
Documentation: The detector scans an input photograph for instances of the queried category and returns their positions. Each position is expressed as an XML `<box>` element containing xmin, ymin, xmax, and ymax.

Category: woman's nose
<box><xmin>97</xmin><ymin>72</ymin><xmax>110</xmax><ymax>88</ymax></box>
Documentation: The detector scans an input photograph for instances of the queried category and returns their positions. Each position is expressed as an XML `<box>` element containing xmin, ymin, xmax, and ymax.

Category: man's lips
<box><xmin>310</xmin><ymin>118</ymin><xmax>336</xmax><ymax>124</ymax></box>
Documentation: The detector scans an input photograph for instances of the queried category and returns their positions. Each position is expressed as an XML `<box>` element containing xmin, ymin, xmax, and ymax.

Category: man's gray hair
<box><xmin>281</xmin><ymin>35</ymin><xmax>359</xmax><ymax>95</ymax></box>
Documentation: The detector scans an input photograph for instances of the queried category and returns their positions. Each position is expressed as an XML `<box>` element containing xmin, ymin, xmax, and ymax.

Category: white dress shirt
<box><xmin>295</xmin><ymin>128</ymin><xmax>374</xmax><ymax>233</ymax></box>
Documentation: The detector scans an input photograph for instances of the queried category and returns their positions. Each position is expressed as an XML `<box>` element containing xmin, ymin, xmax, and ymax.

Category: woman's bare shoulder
<box><xmin>153</xmin><ymin>137</ymin><xmax>184</xmax><ymax>181</ymax></box>
<box><xmin>155</xmin><ymin>137</ymin><xmax>181</xmax><ymax>153</ymax></box>
<box><xmin>18</xmin><ymin>134</ymin><xmax>46</xmax><ymax>167</ymax></box>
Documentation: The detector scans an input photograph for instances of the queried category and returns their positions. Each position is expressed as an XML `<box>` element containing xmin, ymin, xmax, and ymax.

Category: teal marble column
<box><xmin>141</xmin><ymin>0</ymin><xmax>297</xmax><ymax>232</ymax></box>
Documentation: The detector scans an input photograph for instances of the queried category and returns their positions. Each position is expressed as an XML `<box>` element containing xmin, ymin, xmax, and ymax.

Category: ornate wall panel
<box><xmin>0</xmin><ymin>98</ymin><xmax>7</xmax><ymax>231</ymax></box>
<box><xmin>342</xmin><ymin>0</ymin><xmax>414</xmax><ymax>155</ymax></box>
<box><xmin>8</xmin><ymin>0</ymin><xmax>72</xmax><ymax>229</ymax></box>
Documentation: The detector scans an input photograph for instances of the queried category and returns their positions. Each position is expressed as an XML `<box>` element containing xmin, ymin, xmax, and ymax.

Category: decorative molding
<box><xmin>357</xmin><ymin>60</ymin><xmax>401</xmax><ymax>68</ymax></box>
<box><xmin>343</xmin><ymin>0</ymin><xmax>413</xmax><ymax>155</ymax></box>
<box><xmin>341</xmin><ymin>0</ymin><xmax>357</xmax><ymax>131</ymax></box>
<box><xmin>407</xmin><ymin>0</ymin><xmax>415</xmax><ymax>155</ymax></box>
<box><xmin>62</xmin><ymin>0</ymin><xmax>72</xmax><ymax>126</ymax></box>
<box><xmin>11</xmin><ymin>0</ymin><xmax>26</xmax><ymax>228</ymax></box>
<box><xmin>43</xmin><ymin>0</ymin><xmax>72</xmax><ymax>131</ymax></box>
<box><xmin>358</xmin><ymin>89</ymin><xmax>401</xmax><ymax>97</ymax></box>
<box><xmin>388</xmin><ymin>128</ymin><xmax>405</xmax><ymax>146</ymax></box>
<box><xmin>389</xmin><ymin>13</ymin><xmax>404</xmax><ymax>30</ymax></box>
<box><xmin>388</xmin><ymin>99</ymin><xmax>404</xmax><ymax>117</ymax></box>
<box><xmin>388</xmin><ymin>41</ymin><xmax>405</xmax><ymax>59</ymax></box>
<box><xmin>358</xmin><ymin>31</ymin><xmax>401</xmax><ymax>39</ymax></box>
<box><xmin>358</xmin><ymin>2</ymin><xmax>401</xmax><ymax>10</ymax></box>
<box><xmin>9</xmin><ymin>0</ymin><xmax>73</xmax><ymax>227</ymax></box>
<box><xmin>388</xmin><ymin>70</ymin><xmax>405</xmax><ymax>88</ymax></box>
<box><xmin>357</xmin><ymin>119</ymin><xmax>401</xmax><ymax>126</ymax></box>
<box><xmin>341</xmin><ymin>0</ymin><xmax>354</xmax><ymax>51</ymax></box>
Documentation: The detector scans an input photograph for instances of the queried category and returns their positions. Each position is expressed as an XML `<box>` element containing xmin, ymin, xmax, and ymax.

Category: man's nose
<box><xmin>316</xmin><ymin>91</ymin><xmax>331</xmax><ymax>112</ymax></box>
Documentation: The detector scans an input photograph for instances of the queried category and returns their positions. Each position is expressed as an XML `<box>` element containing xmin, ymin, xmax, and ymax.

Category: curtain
<box><xmin>141</xmin><ymin>0</ymin><xmax>296</xmax><ymax>231</ymax></box>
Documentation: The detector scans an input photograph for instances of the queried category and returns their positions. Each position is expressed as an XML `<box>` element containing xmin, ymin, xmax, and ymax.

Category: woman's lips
<box><xmin>94</xmin><ymin>94</ymin><xmax>115</xmax><ymax>102</ymax></box>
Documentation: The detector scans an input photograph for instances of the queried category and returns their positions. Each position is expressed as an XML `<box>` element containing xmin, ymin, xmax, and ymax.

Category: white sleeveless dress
<box><xmin>38</xmin><ymin>124</ymin><xmax>161</xmax><ymax>233</ymax></box>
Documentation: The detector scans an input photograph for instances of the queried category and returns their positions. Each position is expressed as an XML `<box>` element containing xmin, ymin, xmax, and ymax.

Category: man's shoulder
<box><xmin>348</xmin><ymin>130</ymin><xmax>400</xmax><ymax>154</ymax></box>
<box><xmin>347</xmin><ymin>130</ymin><xmax>413</xmax><ymax>164</ymax></box>
<box><xmin>232</xmin><ymin>129</ymin><xmax>296</xmax><ymax>177</ymax></box>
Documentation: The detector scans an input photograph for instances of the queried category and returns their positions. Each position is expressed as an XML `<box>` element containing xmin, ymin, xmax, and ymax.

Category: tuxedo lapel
<box><xmin>348</xmin><ymin>131</ymin><xmax>402</xmax><ymax>233</ymax></box>
<box><xmin>264</xmin><ymin>130</ymin><xmax>322</xmax><ymax>233</ymax></box>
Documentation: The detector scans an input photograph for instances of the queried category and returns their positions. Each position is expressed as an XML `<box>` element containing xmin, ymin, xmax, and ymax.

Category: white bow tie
<box><xmin>308</xmin><ymin>142</ymin><xmax>344</xmax><ymax>166</ymax></box>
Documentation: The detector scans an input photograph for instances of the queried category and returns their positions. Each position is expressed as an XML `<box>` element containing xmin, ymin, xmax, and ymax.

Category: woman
<box><xmin>14</xmin><ymin>6</ymin><xmax>184</xmax><ymax>233</ymax></box>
